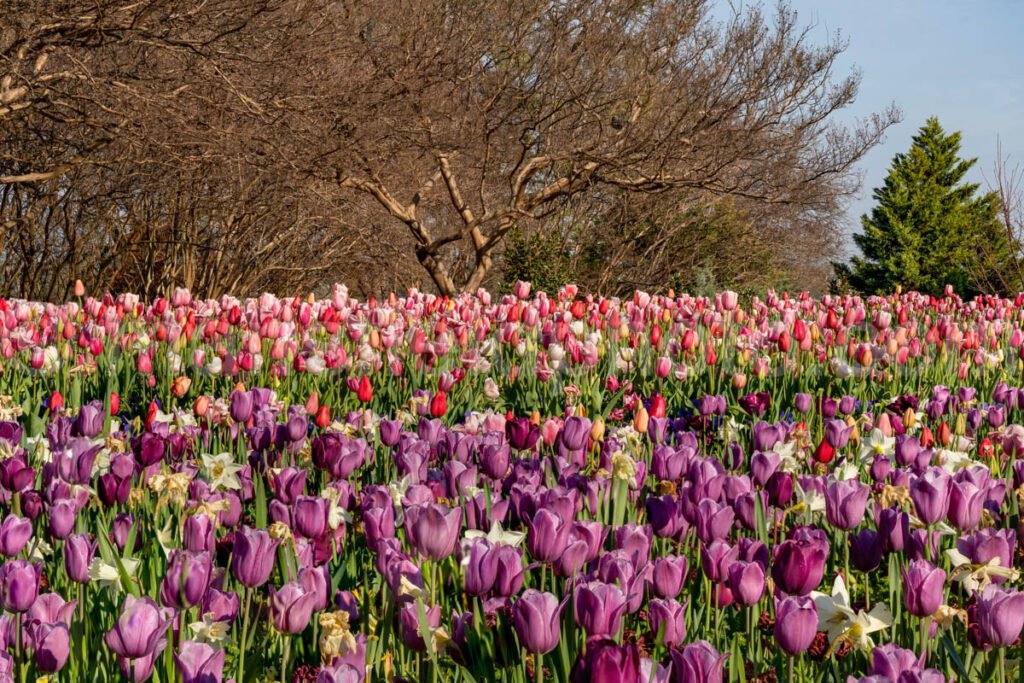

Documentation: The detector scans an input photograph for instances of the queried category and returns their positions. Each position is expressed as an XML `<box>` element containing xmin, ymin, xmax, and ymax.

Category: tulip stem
<box><xmin>281</xmin><ymin>636</ymin><xmax>290</xmax><ymax>683</ymax></box>
<box><xmin>237</xmin><ymin>586</ymin><xmax>252</xmax><ymax>683</ymax></box>
<box><xmin>535</xmin><ymin>652</ymin><xmax>543</xmax><ymax>683</ymax></box>
<box><xmin>786</xmin><ymin>656</ymin><xmax>794</xmax><ymax>683</ymax></box>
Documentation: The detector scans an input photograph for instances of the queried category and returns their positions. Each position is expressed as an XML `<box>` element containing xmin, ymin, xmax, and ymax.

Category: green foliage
<box><xmin>500</xmin><ymin>228</ymin><xmax>575</xmax><ymax>294</ymax></box>
<box><xmin>837</xmin><ymin>117</ymin><xmax>1016</xmax><ymax>297</ymax></box>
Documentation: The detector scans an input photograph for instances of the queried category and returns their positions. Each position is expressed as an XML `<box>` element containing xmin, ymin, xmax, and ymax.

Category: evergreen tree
<box><xmin>836</xmin><ymin>117</ymin><xmax>1015</xmax><ymax>296</ymax></box>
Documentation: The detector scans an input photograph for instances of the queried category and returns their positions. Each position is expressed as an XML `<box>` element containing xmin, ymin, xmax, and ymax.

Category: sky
<box><xmin>780</xmin><ymin>0</ymin><xmax>1024</xmax><ymax>254</ymax></box>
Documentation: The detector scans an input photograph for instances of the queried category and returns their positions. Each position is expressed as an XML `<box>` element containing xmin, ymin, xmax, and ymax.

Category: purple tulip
<box><xmin>230</xmin><ymin>526</ymin><xmax>281</xmax><ymax>587</ymax></box>
<box><xmin>104</xmin><ymin>595</ymin><xmax>171</xmax><ymax>659</ymax></box>
<box><xmin>506</xmin><ymin>418</ymin><xmax>541</xmax><ymax>452</ymax></box>
<box><xmin>493</xmin><ymin>545</ymin><xmax>525</xmax><ymax>597</ymax></box>
<box><xmin>294</xmin><ymin>496</ymin><xmax>330</xmax><ymax>539</ymax></box>
<box><xmin>33</xmin><ymin>622</ymin><xmax>70</xmax><ymax>673</ymax></box>
<box><xmin>229</xmin><ymin>390</ymin><xmax>254</xmax><ymax>423</ymax></box>
<box><xmin>174</xmin><ymin>640</ymin><xmax>226</xmax><ymax>683</ymax></box>
<box><xmin>572</xmin><ymin>639</ymin><xmax>641</xmax><ymax>683</ymax></box>
<box><xmin>948</xmin><ymin>480</ymin><xmax>986</xmax><ymax>530</ymax></box>
<box><xmin>694</xmin><ymin>498</ymin><xmax>734</xmax><ymax>544</ymax></box>
<box><xmin>957</xmin><ymin>528</ymin><xmax>1016</xmax><ymax>580</ymax></box>
<box><xmin>463</xmin><ymin>539</ymin><xmax>498</xmax><ymax>596</ymax></box>
<box><xmin>774</xmin><ymin>596</ymin><xmax>817</xmax><ymax>655</ymax></box>
<box><xmin>406</xmin><ymin>503</ymin><xmax>462</xmax><ymax>561</ymax></box>
<box><xmin>160</xmin><ymin>550</ymin><xmax>213</xmax><ymax>609</ymax></box>
<box><xmin>0</xmin><ymin>514</ymin><xmax>32</xmax><ymax>557</ymax></box>
<box><xmin>728</xmin><ymin>561</ymin><xmax>765</xmax><ymax>607</ymax></box>
<box><xmin>0</xmin><ymin>560</ymin><xmax>39</xmax><ymax>612</ymax></box>
<box><xmin>794</xmin><ymin>393</ymin><xmax>813</xmax><ymax>413</ymax></box>
<box><xmin>910</xmin><ymin>468</ymin><xmax>951</xmax><ymax>525</ymax></box>
<box><xmin>771</xmin><ymin>529</ymin><xmax>828</xmax><ymax>596</ymax></box>
<box><xmin>877</xmin><ymin>507</ymin><xmax>909</xmax><ymax>553</ymax></box>
<box><xmin>824</xmin><ymin>479</ymin><xmax>870</xmax><ymax>530</ymax></box>
<box><xmin>868</xmin><ymin>643</ymin><xmax>934</xmax><ymax>681</ymax></box>
<box><xmin>650</xmin><ymin>555</ymin><xmax>688</xmax><ymax>599</ymax></box>
<box><xmin>47</xmin><ymin>500</ymin><xmax>77</xmax><ymax>540</ymax></box>
<box><xmin>512</xmin><ymin>589</ymin><xmax>563</xmax><ymax>654</ymax></box>
<box><xmin>648</xmin><ymin>598</ymin><xmax>687</xmax><ymax>647</ymax></box>
<box><xmin>977</xmin><ymin>585</ymin><xmax>1024</xmax><ymax>646</ymax></box>
<box><xmin>526</xmin><ymin>509</ymin><xmax>571</xmax><ymax>563</ymax></box>
<box><xmin>201</xmin><ymin>588</ymin><xmax>240</xmax><ymax>623</ymax></box>
<box><xmin>850</xmin><ymin>529</ymin><xmax>883</xmax><ymax>573</ymax></box>
<box><xmin>824</xmin><ymin>420</ymin><xmax>854</xmax><ymax>449</ymax></box>
<box><xmin>575</xmin><ymin>581</ymin><xmax>627</xmax><ymax>637</ymax></box>
<box><xmin>670</xmin><ymin>641</ymin><xmax>728</xmax><ymax>683</ymax></box>
<box><xmin>269</xmin><ymin>581</ymin><xmax>317</xmax><ymax>634</ymax></box>
<box><xmin>902</xmin><ymin>560</ymin><xmax>946</xmax><ymax>617</ymax></box>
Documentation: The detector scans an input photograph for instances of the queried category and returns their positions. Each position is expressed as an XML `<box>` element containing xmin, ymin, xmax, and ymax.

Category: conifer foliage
<box><xmin>836</xmin><ymin>117</ymin><xmax>1016</xmax><ymax>296</ymax></box>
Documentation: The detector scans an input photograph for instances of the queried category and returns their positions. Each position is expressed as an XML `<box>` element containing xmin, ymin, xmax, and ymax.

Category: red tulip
<box><xmin>813</xmin><ymin>439</ymin><xmax>834</xmax><ymax>464</ymax></box>
<box><xmin>109</xmin><ymin>392</ymin><xmax>120</xmax><ymax>415</ymax></box>
<box><xmin>48</xmin><ymin>391</ymin><xmax>64</xmax><ymax>414</ymax></box>
<box><xmin>649</xmin><ymin>394</ymin><xmax>667</xmax><ymax>419</ymax></box>
<box><xmin>357</xmin><ymin>375</ymin><xmax>373</xmax><ymax>403</ymax></box>
<box><xmin>315</xmin><ymin>405</ymin><xmax>332</xmax><ymax>429</ymax></box>
<box><xmin>430</xmin><ymin>391</ymin><xmax>447</xmax><ymax>418</ymax></box>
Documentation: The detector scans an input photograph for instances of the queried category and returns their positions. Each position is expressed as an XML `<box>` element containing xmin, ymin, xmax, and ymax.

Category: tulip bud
<box><xmin>633</xmin><ymin>405</ymin><xmax>649</xmax><ymax>434</ymax></box>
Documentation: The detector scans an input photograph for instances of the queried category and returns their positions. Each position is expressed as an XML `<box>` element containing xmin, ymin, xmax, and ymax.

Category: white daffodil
<box><xmin>200</xmin><ymin>452</ymin><xmax>245</xmax><ymax>491</ymax></box>
<box><xmin>934</xmin><ymin>448</ymin><xmax>977</xmax><ymax>474</ymax></box>
<box><xmin>794</xmin><ymin>481</ymin><xmax>826</xmax><ymax>514</ymax></box>
<box><xmin>720</xmin><ymin>416</ymin><xmax>745</xmax><ymax>445</ymax></box>
<box><xmin>26</xmin><ymin>537</ymin><xmax>53</xmax><ymax>563</ymax></box>
<box><xmin>156</xmin><ymin>517</ymin><xmax>177</xmax><ymax>558</ymax></box>
<box><xmin>88</xmin><ymin>557</ymin><xmax>141</xmax><ymax>593</ymax></box>
<box><xmin>834</xmin><ymin>459</ymin><xmax>861</xmax><ymax>482</ymax></box>
<box><xmin>464</xmin><ymin>521</ymin><xmax>526</xmax><ymax>549</ymax></box>
<box><xmin>811</xmin><ymin>575</ymin><xmax>892</xmax><ymax>651</ymax></box>
<box><xmin>946</xmin><ymin>548</ymin><xmax>1020</xmax><ymax>593</ymax></box>
<box><xmin>189</xmin><ymin>613</ymin><xmax>233</xmax><ymax>645</ymax></box>
<box><xmin>772</xmin><ymin>440</ymin><xmax>803</xmax><ymax>473</ymax></box>
<box><xmin>24</xmin><ymin>435</ymin><xmax>51</xmax><ymax>467</ymax></box>
<box><xmin>320</xmin><ymin>487</ymin><xmax>353</xmax><ymax>530</ymax></box>
<box><xmin>859</xmin><ymin>429</ymin><xmax>895</xmax><ymax>463</ymax></box>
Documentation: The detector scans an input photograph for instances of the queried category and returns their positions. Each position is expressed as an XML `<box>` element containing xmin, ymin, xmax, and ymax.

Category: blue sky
<box><xmin>780</xmin><ymin>0</ymin><xmax>1024</xmax><ymax>253</ymax></box>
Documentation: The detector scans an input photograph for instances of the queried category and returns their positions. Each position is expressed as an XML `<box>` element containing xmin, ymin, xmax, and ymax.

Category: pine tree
<box><xmin>836</xmin><ymin>117</ymin><xmax>1015</xmax><ymax>297</ymax></box>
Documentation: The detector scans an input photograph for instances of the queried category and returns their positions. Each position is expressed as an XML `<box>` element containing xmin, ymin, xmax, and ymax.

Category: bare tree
<box><xmin>1</xmin><ymin>0</ymin><xmax>898</xmax><ymax>300</ymax></box>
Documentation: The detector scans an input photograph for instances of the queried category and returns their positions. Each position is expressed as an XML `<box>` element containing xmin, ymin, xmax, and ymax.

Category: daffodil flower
<box><xmin>858</xmin><ymin>428</ymin><xmax>894</xmax><ymax>462</ymax></box>
<box><xmin>811</xmin><ymin>575</ymin><xmax>892</xmax><ymax>651</ymax></box>
<box><xmin>946</xmin><ymin>548</ymin><xmax>1020</xmax><ymax>593</ymax></box>
<box><xmin>463</xmin><ymin>521</ymin><xmax>526</xmax><ymax>549</ymax></box>
<box><xmin>200</xmin><ymin>452</ymin><xmax>245</xmax><ymax>491</ymax></box>
<box><xmin>88</xmin><ymin>556</ymin><xmax>140</xmax><ymax>593</ymax></box>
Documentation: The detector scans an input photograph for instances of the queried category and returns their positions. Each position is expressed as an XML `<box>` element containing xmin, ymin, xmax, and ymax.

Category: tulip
<box><xmin>902</xmin><ymin>560</ymin><xmax>946</xmax><ymax>617</ymax></box>
<box><xmin>526</xmin><ymin>509</ymin><xmax>572</xmax><ymax>563</ymax></box>
<box><xmin>910</xmin><ymin>468</ymin><xmax>951</xmax><ymax>525</ymax></box>
<box><xmin>976</xmin><ymin>585</ymin><xmax>1024</xmax><ymax>646</ymax></box>
<box><xmin>269</xmin><ymin>582</ymin><xmax>318</xmax><ymax>634</ymax></box>
<box><xmin>824</xmin><ymin>479</ymin><xmax>870</xmax><ymax>530</ymax></box>
<box><xmin>230</xmin><ymin>526</ymin><xmax>281</xmax><ymax>587</ymax></box>
<box><xmin>160</xmin><ymin>550</ymin><xmax>213</xmax><ymax>609</ymax></box>
<box><xmin>406</xmin><ymin>503</ymin><xmax>462</xmax><ymax>561</ymax></box>
<box><xmin>775</xmin><ymin>596</ymin><xmax>818</xmax><ymax>655</ymax></box>
<box><xmin>34</xmin><ymin>622</ymin><xmax>71</xmax><ymax>673</ymax></box>
<box><xmin>104</xmin><ymin>595</ymin><xmax>171</xmax><ymax>659</ymax></box>
<box><xmin>0</xmin><ymin>560</ymin><xmax>39</xmax><ymax>612</ymax></box>
<box><xmin>512</xmin><ymin>589</ymin><xmax>563</xmax><ymax>654</ymax></box>
<box><xmin>294</xmin><ymin>496</ymin><xmax>330</xmax><ymax>539</ymax></box>
<box><xmin>728</xmin><ymin>561</ymin><xmax>765</xmax><ymax>607</ymax></box>
<box><xmin>650</xmin><ymin>555</ymin><xmax>688</xmax><ymax>599</ymax></box>
<box><xmin>63</xmin><ymin>534</ymin><xmax>97</xmax><ymax>583</ymax></box>
<box><xmin>0</xmin><ymin>514</ymin><xmax>32</xmax><ymax>557</ymax></box>
<box><xmin>670</xmin><ymin>641</ymin><xmax>728</xmax><ymax>683</ymax></box>
<box><xmin>174</xmin><ymin>640</ymin><xmax>226</xmax><ymax>683</ymax></box>
<box><xmin>648</xmin><ymin>598</ymin><xmax>687</xmax><ymax>647</ymax></box>
<box><xmin>772</xmin><ymin>533</ymin><xmax>828</xmax><ymax>596</ymax></box>
<box><xmin>574</xmin><ymin>581</ymin><xmax>627</xmax><ymax>637</ymax></box>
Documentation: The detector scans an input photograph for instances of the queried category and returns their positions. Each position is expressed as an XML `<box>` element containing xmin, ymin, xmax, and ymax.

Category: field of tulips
<box><xmin>4</xmin><ymin>282</ymin><xmax>1024</xmax><ymax>682</ymax></box>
